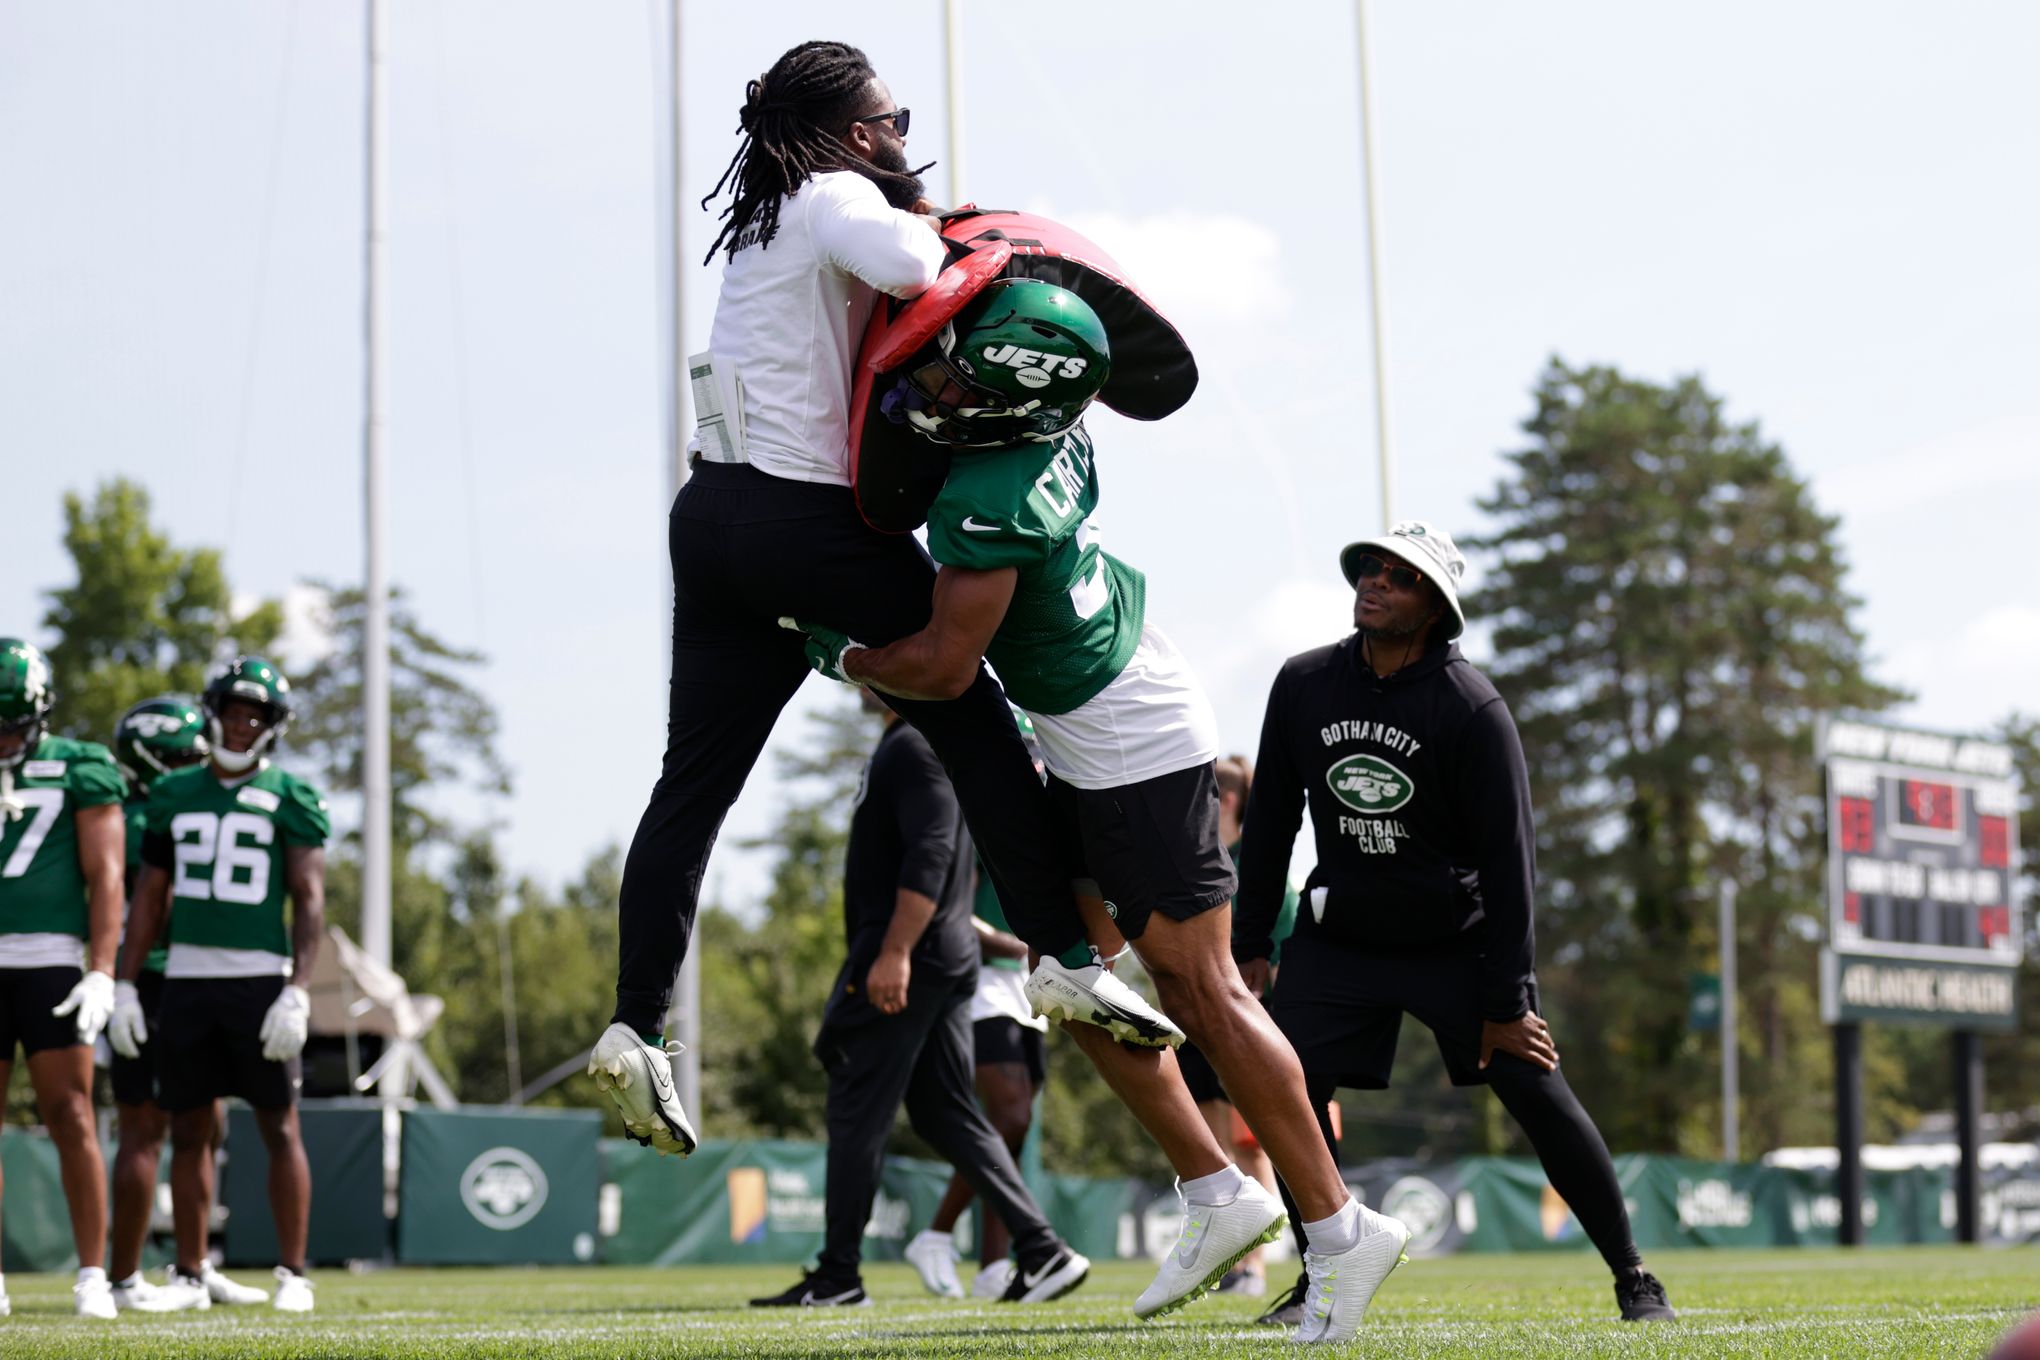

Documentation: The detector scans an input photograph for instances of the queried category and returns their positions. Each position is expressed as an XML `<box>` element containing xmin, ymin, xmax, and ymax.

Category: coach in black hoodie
<box><xmin>1234</xmin><ymin>521</ymin><xmax>1674</xmax><ymax>1325</ymax></box>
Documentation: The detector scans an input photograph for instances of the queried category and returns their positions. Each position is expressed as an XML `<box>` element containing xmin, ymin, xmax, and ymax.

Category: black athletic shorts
<box><xmin>1268</xmin><ymin>940</ymin><xmax>1542</xmax><ymax>1090</ymax></box>
<box><xmin>0</xmin><ymin>965</ymin><xmax>86</xmax><ymax>1059</ymax></box>
<box><xmin>1175</xmin><ymin>1040</ymin><xmax>1225</xmax><ymax>1105</ymax></box>
<box><xmin>109</xmin><ymin>969</ymin><xmax>167</xmax><ymax>1107</ymax></box>
<box><xmin>157</xmin><ymin>975</ymin><xmax>301</xmax><ymax>1112</ymax></box>
<box><xmin>1045</xmin><ymin>761</ymin><xmax>1237</xmax><ymax>940</ymax></box>
<box><xmin>972</xmin><ymin>1017</ymin><xmax>1046</xmax><ymax>1086</ymax></box>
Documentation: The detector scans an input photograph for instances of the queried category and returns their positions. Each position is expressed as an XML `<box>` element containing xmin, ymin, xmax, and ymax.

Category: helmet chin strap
<box><xmin>208</xmin><ymin>720</ymin><xmax>275</xmax><ymax>774</ymax></box>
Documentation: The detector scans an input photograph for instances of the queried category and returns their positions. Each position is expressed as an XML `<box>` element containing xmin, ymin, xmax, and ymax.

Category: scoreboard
<box><xmin>1821</xmin><ymin>719</ymin><xmax>2021</xmax><ymax>963</ymax></box>
<box><xmin>1819</xmin><ymin>718</ymin><xmax>2024</xmax><ymax>1028</ymax></box>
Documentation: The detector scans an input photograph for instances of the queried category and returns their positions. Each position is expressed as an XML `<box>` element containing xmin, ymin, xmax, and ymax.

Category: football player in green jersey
<box><xmin>103</xmin><ymin>696</ymin><xmax>265</xmax><ymax>1311</ymax></box>
<box><xmin>783</xmin><ymin>282</ymin><xmax>1411</xmax><ymax>1340</ymax></box>
<box><xmin>0</xmin><ymin>638</ymin><xmax>124</xmax><ymax>1319</ymax></box>
<box><xmin>115</xmin><ymin>658</ymin><xmax>327</xmax><ymax>1314</ymax></box>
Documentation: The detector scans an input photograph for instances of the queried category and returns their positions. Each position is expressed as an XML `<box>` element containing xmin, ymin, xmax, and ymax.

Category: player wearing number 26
<box><xmin>116</xmin><ymin>655</ymin><xmax>327</xmax><ymax>1313</ymax></box>
<box><xmin>0</xmin><ymin>637</ymin><xmax>125</xmax><ymax>1319</ymax></box>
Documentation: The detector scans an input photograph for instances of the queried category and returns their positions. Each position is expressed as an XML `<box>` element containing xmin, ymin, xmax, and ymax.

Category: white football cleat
<box><xmin>201</xmin><ymin>1261</ymin><xmax>270</xmax><ymax>1305</ymax></box>
<box><xmin>160</xmin><ymin>1271</ymin><xmax>217</xmax><ymax>1311</ymax></box>
<box><xmin>73</xmin><ymin>1272</ymin><xmax>117</xmax><ymax>1319</ymax></box>
<box><xmin>112</xmin><ymin>1272</ymin><xmax>207</xmax><ymax>1312</ymax></box>
<box><xmin>589</xmin><ymin>1023</ymin><xmax>699</xmax><ymax>1156</ymax></box>
<box><xmin>1024</xmin><ymin>957</ymin><xmax>1184</xmax><ymax>1048</ymax></box>
<box><xmin>971</xmin><ymin>1258</ymin><xmax>1016</xmax><ymax>1300</ymax></box>
<box><xmin>904</xmin><ymin>1229</ymin><xmax>965</xmax><ymax>1299</ymax></box>
<box><xmin>1134</xmin><ymin>1178</ymin><xmax>1287</xmax><ymax>1319</ymax></box>
<box><xmin>271</xmin><ymin>1268</ymin><xmax>315</xmax><ymax>1313</ymax></box>
<box><xmin>1293</xmin><ymin>1205</ymin><xmax>1411</xmax><ymax>1344</ymax></box>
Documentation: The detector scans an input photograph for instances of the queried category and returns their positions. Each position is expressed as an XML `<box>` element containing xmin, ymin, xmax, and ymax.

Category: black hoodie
<box><xmin>1234</xmin><ymin>634</ymin><xmax>1537</xmax><ymax>1022</ymax></box>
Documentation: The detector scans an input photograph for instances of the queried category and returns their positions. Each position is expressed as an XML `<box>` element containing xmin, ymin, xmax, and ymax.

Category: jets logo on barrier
<box><xmin>461</xmin><ymin>1147</ymin><xmax>549</xmax><ymax>1231</ymax></box>
<box><xmin>1326</xmin><ymin>753</ymin><xmax>1415</xmax><ymax>814</ymax></box>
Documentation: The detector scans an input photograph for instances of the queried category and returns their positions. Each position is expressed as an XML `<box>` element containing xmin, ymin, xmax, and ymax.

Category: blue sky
<box><xmin>4</xmin><ymin>1</ymin><xmax>2036</xmax><ymax>910</ymax></box>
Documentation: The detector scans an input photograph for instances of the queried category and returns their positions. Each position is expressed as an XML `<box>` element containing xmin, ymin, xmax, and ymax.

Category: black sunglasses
<box><xmin>850</xmin><ymin>107</ymin><xmax>910</xmax><ymax>138</ymax></box>
<box><xmin>1350</xmin><ymin>553</ymin><xmax>1425</xmax><ymax>591</ymax></box>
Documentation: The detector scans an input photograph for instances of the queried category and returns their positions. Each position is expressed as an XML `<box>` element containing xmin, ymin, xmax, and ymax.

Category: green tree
<box><xmin>41</xmin><ymin>478</ymin><xmax>281</xmax><ymax>743</ymax></box>
<box><xmin>288</xmin><ymin>583</ymin><xmax>510</xmax><ymax>851</ymax></box>
<box><xmin>1471</xmin><ymin>359</ymin><xmax>1906</xmax><ymax>1155</ymax></box>
<box><xmin>1980</xmin><ymin>713</ymin><xmax>2040</xmax><ymax>1136</ymax></box>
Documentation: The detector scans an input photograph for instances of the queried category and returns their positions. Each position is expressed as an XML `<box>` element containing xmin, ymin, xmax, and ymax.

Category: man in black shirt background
<box><xmin>752</xmin><ymin>693</ymin><xmax>1086</xmax><ymax>1308</ymax></box>
<box><xmin>1236</xmin><ymin>521</ymin><xmax>1674</xmax><ymax>1325</ymax></box>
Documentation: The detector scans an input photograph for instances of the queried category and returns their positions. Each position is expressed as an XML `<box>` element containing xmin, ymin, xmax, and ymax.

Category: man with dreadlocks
<box><xmin>590</xmin><ymin>44</ymin><xmax>1177</xmax><ymax>1293</ymax></box>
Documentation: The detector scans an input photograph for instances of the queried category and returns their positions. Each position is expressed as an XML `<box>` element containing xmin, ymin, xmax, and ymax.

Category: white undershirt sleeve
<box><xmin>808</xmin><ymin>176</ymin><xmax>945</xmax><ymax>298</ymax></box>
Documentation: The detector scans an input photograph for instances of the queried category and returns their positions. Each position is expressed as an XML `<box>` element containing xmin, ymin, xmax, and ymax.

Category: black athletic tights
<box><xmin>1282</xmin><ymin>1059</ymin><xmax>1644</xmax><ymax>1275</ymax></box>
<box><xmin>611</xmin><ymin>463</ymin><xmax>1086</xmax><ymax>1034</ymax></box>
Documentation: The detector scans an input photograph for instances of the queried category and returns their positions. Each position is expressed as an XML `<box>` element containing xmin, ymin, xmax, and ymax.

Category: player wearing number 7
<box><xmin>0</xmin><ymin>638</ymin><xmax>124</xmax><ymax>1320</ymax></box>
<box><xmin>114</xmin><ymin>657</ymin><xmax>327</xmax><ymax>1315</ymax></box>
<box><xmin>782</xmin><ymin>282</ymin><xmax>1411</xmax><ymax>1341</ymax></box>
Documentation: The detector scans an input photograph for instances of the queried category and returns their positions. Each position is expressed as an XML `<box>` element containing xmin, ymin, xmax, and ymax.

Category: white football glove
<box><xmin>52</xmin><ymin>969</ymin><xmax>117</xmax><ymax>1046</ymax></box>
<box><xmin>107</xmin><ymin>979</ymin><xmax>149</xmax><ymax>1059</ymax></box>
<box><xmin>259</xmin><ymin>984</ymin><xmax>312</xmax><ymax>1062</ymax></box>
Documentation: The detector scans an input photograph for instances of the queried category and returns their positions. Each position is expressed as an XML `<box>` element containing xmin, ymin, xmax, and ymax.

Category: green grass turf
<box><xmin>3</xmin><ymin>1248</ymin><xmax>2036</xmax><ymax>1358</ymax></box>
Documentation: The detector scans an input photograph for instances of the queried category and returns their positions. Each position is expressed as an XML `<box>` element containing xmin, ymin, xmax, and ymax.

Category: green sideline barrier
<box><xmin>398</xmin><ymin>1106</ymin><xmax>601</xmax><ymax>1265</ymax></box>
<box><xmin>1</xmin><ymin>1127</ymin><xmax>78</xmax><ymax>1272</ymax></box>
<box><xmin>599</xmin><ymin>1137</ymin><xmax>1145</xmax><ymax>1267</ymax></box>
<box><xmin>224</xmin><ymin>1101</ymin><xmax>386</xmax><ymax>1267</ymax></box>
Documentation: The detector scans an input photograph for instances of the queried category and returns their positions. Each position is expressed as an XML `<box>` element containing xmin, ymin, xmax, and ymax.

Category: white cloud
<box><xmin>1022</xmin><ymin>205</ymin><xmax>1292</xmax><ymax>326</ymax></box>
<box><xmin>1821</xmin><ymin>412</ymin><xmax>2040</xmax><ymax>521</ymax></box>
<box><xmin>1887</xmin><ymin>604</ymin><xmax>2040</xmax><ymax>731</ymax></box>
<box><xmin>271</xmin><ymin>583</ymin><xmax>335</xmax><ymax>672</ymax></box>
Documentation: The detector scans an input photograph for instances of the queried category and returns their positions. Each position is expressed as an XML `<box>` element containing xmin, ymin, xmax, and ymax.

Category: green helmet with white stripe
<box><xmin>0</xmin><ymin>638</ymin><xmax>54</xmax><ymax>771</ymax></box>
<box><xmin>114</xmin><ymin>695</ymin><xmax>211</xmax><ymax>788</ymax></box>
<box><xmin>202</xmin><ymin>656</ymin><xmax>294</xmax><ymax>774</ymax></box>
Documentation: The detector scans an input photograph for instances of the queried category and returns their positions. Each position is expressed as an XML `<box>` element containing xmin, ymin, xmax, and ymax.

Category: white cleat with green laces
<box><xmin>1133</xmin><ymin>1178</ymin><xmax>1288</xmax><ymax>1319</ymax></box>
<box><xmin>1293</xmin><ymin>1203</ymin><xmax>1411</xmax><ymax>1344</ymax></box>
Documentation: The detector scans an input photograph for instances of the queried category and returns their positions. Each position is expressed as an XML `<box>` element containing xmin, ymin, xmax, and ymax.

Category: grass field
<box><xmin>2</xmin><ymin>1248</ymin><xmax>2036</xmax><ymax>1358</ymax></box>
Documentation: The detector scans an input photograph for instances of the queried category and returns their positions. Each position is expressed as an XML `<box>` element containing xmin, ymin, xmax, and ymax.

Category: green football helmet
<box><xmin>891</xmin><ymin>279</ymin><xmax>1111</xmax><ymax>449</ymax></box>
<box><xmin>0</xmin><ymin>638</ymin><xmax>54</xmax><ymax>771</ymax></box>
<box><xmin>202</xmin><ymin>656</ymin><xmax>294</xmax><ymax>774</ymax></box>
<box><xmin>115</xmin><ymin>694</ymin><xmax>211</xmax><ymax>788</ymax></box>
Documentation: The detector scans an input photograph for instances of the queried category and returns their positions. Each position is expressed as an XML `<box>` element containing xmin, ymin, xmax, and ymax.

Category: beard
<box><xmin>1357</xmin><ymin>610</ymin><xmax>1432</xmax><ymax>640</ymax></box>
<box><xmin>861</xmin><ymin>138</ymin><xmax>932</xmax><ymax>210</ymax></box>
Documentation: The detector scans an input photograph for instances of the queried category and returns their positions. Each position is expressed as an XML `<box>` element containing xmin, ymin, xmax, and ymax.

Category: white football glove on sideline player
<box><xmin>259</xmin><ymin>984</ymin><xmax>312</xmax><ymax>1062</ymax></box>
<box><xmin>52</xmin><ymin>969</ymin><xmax>117</xmax><ymax>1045</ymax></box>
<box><xmin>107</xmin><ymin>979</ymin><xmax>149</xmax><ymax>1058</ymax></box>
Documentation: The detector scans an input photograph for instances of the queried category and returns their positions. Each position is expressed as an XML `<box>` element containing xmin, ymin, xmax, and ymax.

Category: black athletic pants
<box><xmin>1279</xmin><ymin>1061</ymin><xmax>1644</xmax><ymax>1275</ymax></box>
<box><xmin>612</xmin><ymin>463</ymin><xmax>1085</xmax><ymax>1033</ymax></box>
<box><xmin>813</xmin><ymin>976</ymin><xmax>1057</xmax><ymax>1281</ymax></box>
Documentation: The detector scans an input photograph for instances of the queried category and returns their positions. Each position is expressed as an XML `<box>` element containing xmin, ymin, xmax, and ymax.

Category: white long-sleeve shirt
<box><xmin>699</xmin><ymin>170</ymin><xmax>946</xmax><ymax>485</ymax></box>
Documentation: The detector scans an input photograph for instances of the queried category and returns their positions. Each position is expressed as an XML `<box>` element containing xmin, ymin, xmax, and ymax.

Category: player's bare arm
<box><xmin>76</xmin><ymin>800</ymin><xmax>125</xmax><ymax>975</ymax></box>
<box><xmin>285</xmin><ymin>844</ymin><xmax>326</xmax><ymax>988</ymax></box>
<box><xmin>840</xmin><ymin>565</ymin><xmax>1018</xmax><ymax>701</ymax></box>
<box><xmin>970</xmin><ymin>914</ymin><xmax>1029</xmax><ymax>963</ymax></box>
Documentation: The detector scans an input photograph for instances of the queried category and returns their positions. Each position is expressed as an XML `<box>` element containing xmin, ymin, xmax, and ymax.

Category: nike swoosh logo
<box><xmin>645</xmin><ymin>1048</ymin><xmax>675</xmax><ymax>1101</ymax></box>
<box><xmin>1021</xmin><ymin>1253</ymin><xmax>1066</xmax><ymax>1288</ymax></box>
<box><xmin>961</xmin><ymin>516</ymin><xmax>1000</xmax><ymax>532</ymax></box>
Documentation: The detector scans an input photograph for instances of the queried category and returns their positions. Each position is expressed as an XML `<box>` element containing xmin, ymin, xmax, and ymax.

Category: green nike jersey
<box><xmin>124</xmin><ymin>796</ymin><xmax>167</xmax><ymax>973</ymax></box>
<box><xmin>0</xmin><ymin>737</ymin><xmax>126</xmax><ymax>938</ymax></box>
<box><xmin>146</xmin><ymin>763</ymin><xmax>330</xmax><ymax>958</ymax></box>
<box><xmin>925</xmin><ymin>425</ymin><xmax>1146</xmax><ymax>716</ymax></box>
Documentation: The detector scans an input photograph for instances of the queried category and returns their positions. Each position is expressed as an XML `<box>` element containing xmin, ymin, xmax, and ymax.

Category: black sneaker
<box><xmin>1615</xmin><ymin>1268</ymin><xmax>1675</xmax><ymax>1321</ymax></box>
<box><xmin>1214</xmin><ymin>1267</ymin><xmax>1266</xmax><ymax>1297</ymax></box>
<box><xmin>749</xmin><ymin>1273</ymin><xmax>870</xmax><ymax>1308</ymax></box>
<box><xmin>1254</xmin><ymin>1272</ymin><xmax>1308</xmax><ymax>1326</ymax></box>
<box><xmin>1001</xmin><ymin>1244</ymin><xmax>1090</xmax><ymax>1303</ymax></box>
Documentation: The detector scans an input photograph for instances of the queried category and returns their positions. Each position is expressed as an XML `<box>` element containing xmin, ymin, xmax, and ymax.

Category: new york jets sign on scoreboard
<box><xmin>1817</xmin><ymin>718</ymin><xmax>2024</xmax><ymax>1030</ymax></box>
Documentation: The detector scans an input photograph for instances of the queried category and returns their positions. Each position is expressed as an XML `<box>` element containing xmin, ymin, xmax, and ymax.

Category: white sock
<box><xmin>1302</xmin><ymin>1197</ymin><xmax>1362</xmax><ymax>1254</ymax></box>
<box><xmin>76</xmin><ymin>1266</ymin><xmax>107</xmax><ymax>1286</ymax></box>
<box><xmin>1182</xmin><ymin>1163</ymin><xmax>1250</xmax><ymax>1206</ymax></box>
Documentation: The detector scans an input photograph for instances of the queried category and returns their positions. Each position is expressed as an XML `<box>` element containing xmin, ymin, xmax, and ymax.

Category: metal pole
<box><xmin>1953</xmin><ymin>1029</ymin><xmax>1982</xmax><ymax>1243</ymax></box>
<box><xmin>497</xmin><ymin>906</ymin><xmax>522</xmax><ymax>1099</ymax></box>
<box><xmin>1354</xmin><ymin>0</ymin><xmax>1394</xmax><ymax>525</ymax></box>
<box><xmin>361</xmin><ymin>0</ymin><xmax>393</xmax><ymax>971</ymax></box>
<box><xmin>664</xmin><ymin>0</ymin><xmax>701</xmax><ymax>1122</ymax></box>
<box><xmin>1834</xmin><ymin>1022</ymin><xmax>1864</xmax><ymax>1245</ymax></box>
<box><xmin>943</xmin><ymin>0</ymin><xmax>966</xmax><ymax>203</ymax></box>
<box><xmin>1720</xmin><ymin>879</ymin><xmax>1740</xmax><ymax>1161</ymax></box>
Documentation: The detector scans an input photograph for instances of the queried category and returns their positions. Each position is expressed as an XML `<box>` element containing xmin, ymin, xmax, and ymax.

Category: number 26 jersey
<box><xmin>143</xmin><ymin>762</ymin><xmax>330</xmax><ymax>971</ymax></box>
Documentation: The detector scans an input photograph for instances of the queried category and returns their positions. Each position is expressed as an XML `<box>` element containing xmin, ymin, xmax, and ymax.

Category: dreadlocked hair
<box><xmin>700</xmin><ymin>40</ymin><xmax>922</xmax><ymax>264</ymax></box>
